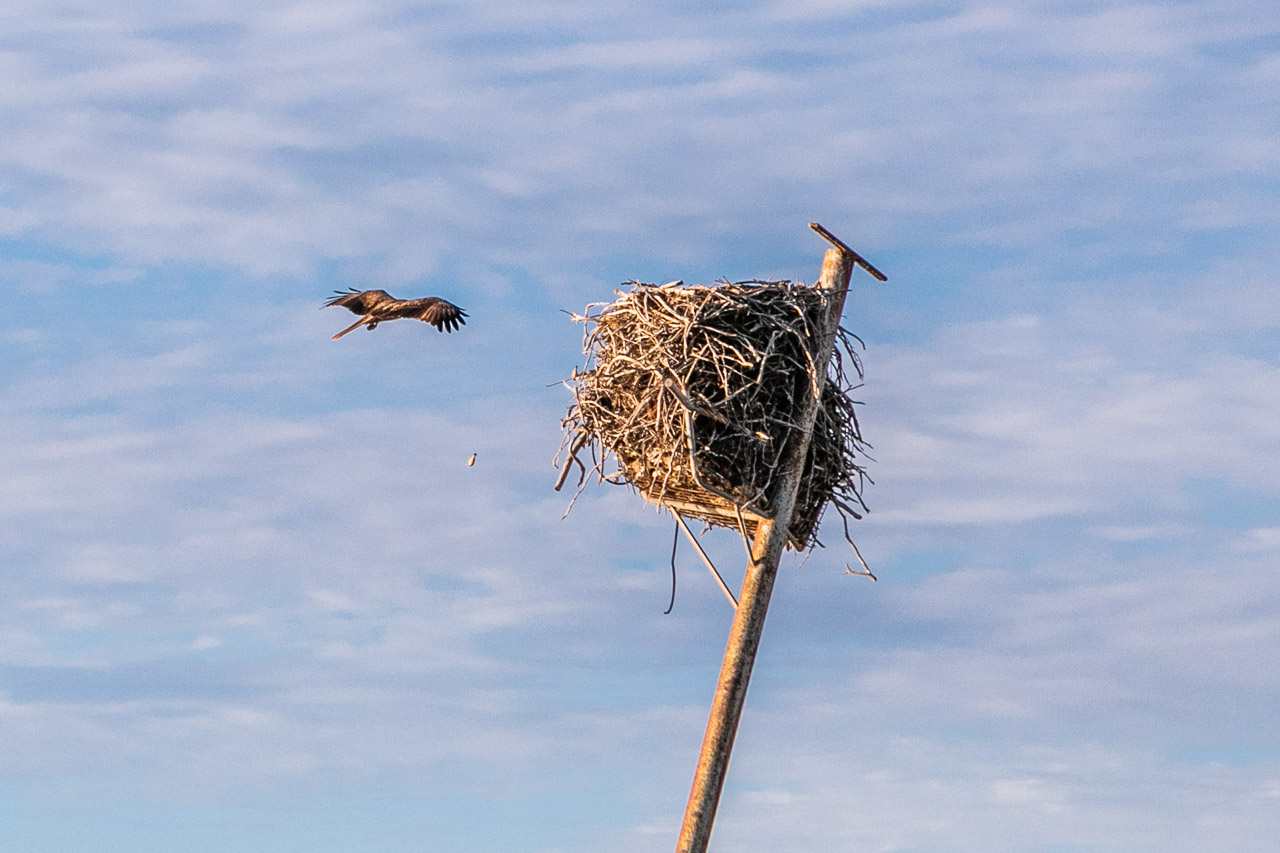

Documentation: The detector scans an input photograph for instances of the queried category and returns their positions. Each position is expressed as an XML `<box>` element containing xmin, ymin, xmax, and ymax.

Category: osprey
<box><xmin>324</xmin><ymin>288</ymin><xmax>468</xmax><ymax>339</ymax></box>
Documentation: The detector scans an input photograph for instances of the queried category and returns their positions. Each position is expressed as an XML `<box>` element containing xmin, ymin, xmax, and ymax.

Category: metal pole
<box><xmin>674</xmin><ymin>226</ymin><xmax>859</xmax><ymax>853</ymax></box>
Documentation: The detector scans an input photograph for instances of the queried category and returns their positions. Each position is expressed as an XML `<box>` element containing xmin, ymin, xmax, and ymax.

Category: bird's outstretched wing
<box><xmin>324</xmin><ymin>289</ymin><xmax>395</xmax><ymax>315</ymax></box>
<box><xmin>407</xmin><ymin>297</ymin><xmax>468</xmax><ymax>333</ymax></box>
<box><xmin>324</xmin><ymin>289</ymin><xmax>466</xmax><ymax>338</ymax></box>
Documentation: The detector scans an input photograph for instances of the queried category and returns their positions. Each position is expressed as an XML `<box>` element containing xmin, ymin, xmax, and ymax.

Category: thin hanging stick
<box><xmin>843</xmin><ymin>539</ymin><xmax>877</xmax><ymax>581</ymax></box>
<box><xmin>554</xmin><ymin>432</ymin><xmax>589</xmax><ymax>492</ymax></box>
<box><xmin>673</xmin><ymin>513</ymin><xmax>738</xmax><ymax>609</ymax></box>
<box><xmin>665</xmin><ymin>523</ymin><xmax>679</xmax><ymax>614</ymax></box>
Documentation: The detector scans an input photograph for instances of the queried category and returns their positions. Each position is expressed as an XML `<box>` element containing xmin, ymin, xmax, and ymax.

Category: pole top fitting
<box><xmin>808</xmin><ymin>222</ymin><xmax>888</xmax><ymax>282</ymax></box>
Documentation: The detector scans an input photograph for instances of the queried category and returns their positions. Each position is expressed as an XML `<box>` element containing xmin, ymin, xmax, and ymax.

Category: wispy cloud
<box><xmin>1</xmin><ymin>1</ymin><xmax>1278</xmax><ymax>850</ymax></box>
<box><xmin>1</xmin><ymin>0</ymin><xmax>1275</xmax><ymax>281</ymax></box>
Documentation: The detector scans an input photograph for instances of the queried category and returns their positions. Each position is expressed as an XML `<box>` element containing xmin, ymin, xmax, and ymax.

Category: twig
<box><xmin>673</xmin><ymin>513</ymin><xmax>738</xmax><ymax>609</ymax></box>
<box><xmin>554</xmin><ymin>432</ymin><xmax>589</xmax><ymax>492</ymax></box>
<box><xmin>666</xmin><ymin>523</ymin><xmax>678</xmax><ymax>614</ymax></box>
<box><xmin>843</xmin><ymin>539</ymin><xmax>877</xmax><ymax>581</ymax></box>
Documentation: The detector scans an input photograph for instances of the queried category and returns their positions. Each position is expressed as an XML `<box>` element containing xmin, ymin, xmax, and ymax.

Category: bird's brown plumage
<box><xmin>324</xmin><ymin>289</ymin><xmax>468</xmax><ymax>339</ymax></box>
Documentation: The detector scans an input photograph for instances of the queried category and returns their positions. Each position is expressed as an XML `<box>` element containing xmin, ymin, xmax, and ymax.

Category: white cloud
<box><xmin>1094</xmin><ymin>523</ymin><xmax>1190</xmax><ymax>542</ymax></box>
<box><xmin>862</xmin><ymin>309</ymin><xmax>1280</xmax><ymax>529</ymax></box>
<box><xmin>1233</xmin><ymin>527</ymin><xmax>1280</xmax><ymax>552</ymax></box>
<box><xmin>0</xmin><ymin>0</ymin><xmax>1274</xmax><ymax>280</ymax></box>
<box><xmin>692</xmin><ymin>739</ymin><xmax>1280</xmax><ymax>853</ymax></box>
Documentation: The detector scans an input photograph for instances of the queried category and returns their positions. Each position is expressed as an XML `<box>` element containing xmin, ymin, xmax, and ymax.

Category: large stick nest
<box><xmin>557</xmin><ymin>279</ymin><xmax>871</xmax><ymax>551</ymax></box>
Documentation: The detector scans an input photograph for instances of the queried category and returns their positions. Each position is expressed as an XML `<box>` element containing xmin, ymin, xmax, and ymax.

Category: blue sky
<box><xmin>2</xmin><ymin>1</ymin><xmax>1278</xmax><ymax>851</ymax></box>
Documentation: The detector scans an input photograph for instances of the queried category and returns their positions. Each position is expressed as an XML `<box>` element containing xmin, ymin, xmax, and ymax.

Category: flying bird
<box><xmin>324</xmin><ymin>289</ymin><xmax>468</xmax><ymax>340</ymax></box>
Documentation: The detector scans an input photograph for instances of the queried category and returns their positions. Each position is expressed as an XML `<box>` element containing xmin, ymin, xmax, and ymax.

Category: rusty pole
<box><xmin>674</xmin><ymin>224</ymin><xmax>865</xmax><ymax>853</ymax></box>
